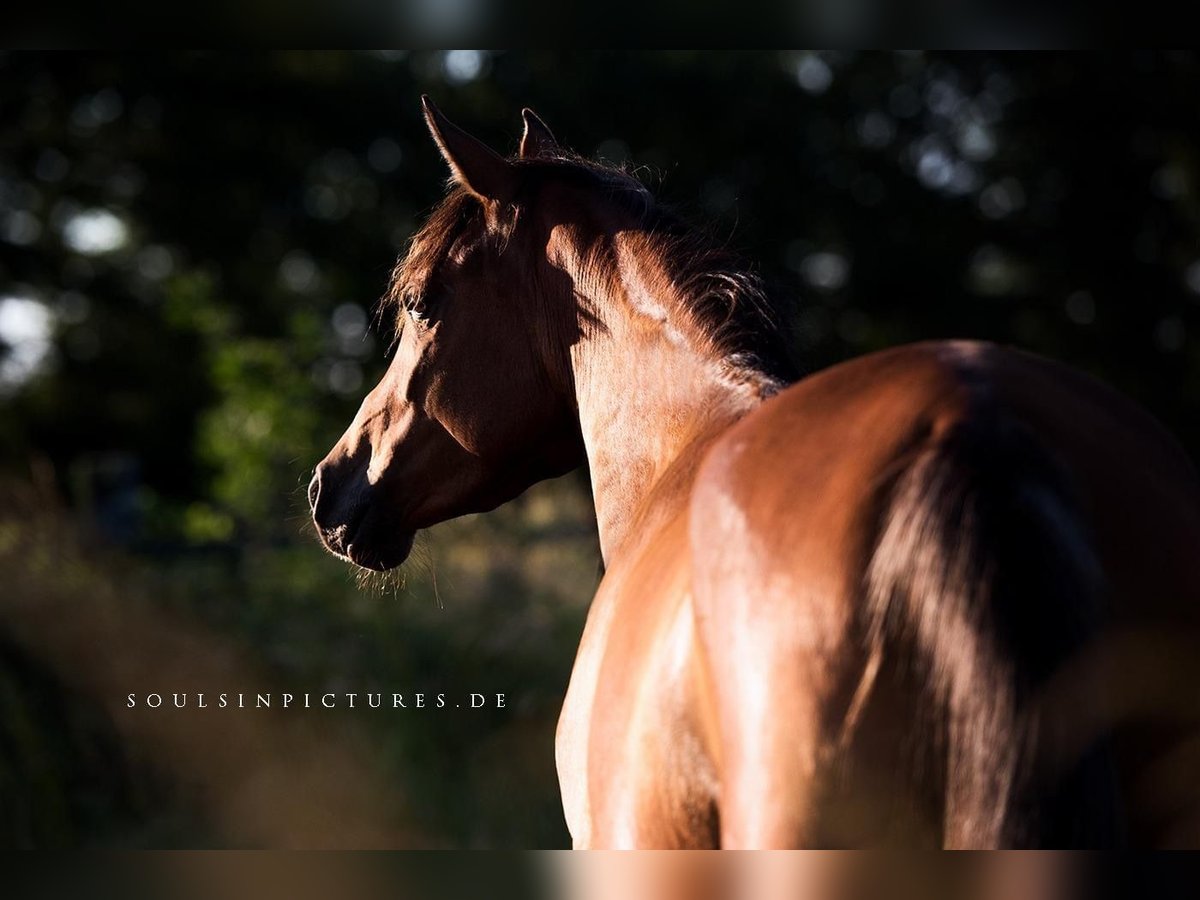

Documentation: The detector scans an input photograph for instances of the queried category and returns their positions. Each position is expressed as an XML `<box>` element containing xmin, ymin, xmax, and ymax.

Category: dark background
<box><xmin>1</xmin><ymin>51</ymin><xmax>1199</xmax><ymax>848</ymax></box>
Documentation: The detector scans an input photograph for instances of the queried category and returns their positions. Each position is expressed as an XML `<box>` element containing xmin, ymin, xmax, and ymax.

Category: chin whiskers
<box><xmin>338</xmin><ymin>533</ymin><xmax>442</xmax><ymax>608</ymax></box>
<box><xmin>408</xmin><ymin>534</ymin><xmax>441</xmax><ymax>609</ymax></box>
<box><xmin>352</xmin><ymin>564</ymin><xmax>407</xmax><ymax>596</ymax></box>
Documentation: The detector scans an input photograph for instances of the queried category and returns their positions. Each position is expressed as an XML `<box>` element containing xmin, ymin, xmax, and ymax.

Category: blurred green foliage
<box><xmin>1</xmin><ymin>51</ymin><xmax>1200</xmax><ymax>847</ymax></box>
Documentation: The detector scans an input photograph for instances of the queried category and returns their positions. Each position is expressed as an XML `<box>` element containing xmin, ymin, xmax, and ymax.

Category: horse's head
<box><xmin>309</xmin><ymin>99</ymin><xmax>586</xmax><ymax>570</ymax></box>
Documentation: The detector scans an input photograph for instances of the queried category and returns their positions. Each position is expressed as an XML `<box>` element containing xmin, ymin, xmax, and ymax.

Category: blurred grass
<box><xmin>0</xmin><ymin>469</ymin><xmax>599</xmax><ymax>847</ymax></box>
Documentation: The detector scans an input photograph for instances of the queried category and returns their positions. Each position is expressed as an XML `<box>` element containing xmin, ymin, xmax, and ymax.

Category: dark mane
<box><xmin>384</xmin><ymin>152</ymin><xmax>796</xmax><ymax>384</ymax></box>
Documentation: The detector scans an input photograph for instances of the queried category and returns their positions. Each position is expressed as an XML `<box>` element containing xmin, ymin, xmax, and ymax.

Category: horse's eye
<box><xmin>408</xmin><ymin>305</ymin><xmax>428</xmax><ymax>326</ymax></box>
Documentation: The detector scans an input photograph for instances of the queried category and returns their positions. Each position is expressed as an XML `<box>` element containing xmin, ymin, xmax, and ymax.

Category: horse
<box><xmin>310</xmin><ymin>98</ymin><xmax>1200</xmax><ymax>848</ymax></box>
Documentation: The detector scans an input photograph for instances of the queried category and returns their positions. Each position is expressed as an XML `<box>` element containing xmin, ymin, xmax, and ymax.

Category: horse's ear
<box><xmin>519</xmin><ymin>107</ymin><xmax>559</xmax><ymax>159</ymax></box>
<box><xmin>421</xmin><ymin>95</ymin><xmax>515</xmax><ymax>203</ymax></box>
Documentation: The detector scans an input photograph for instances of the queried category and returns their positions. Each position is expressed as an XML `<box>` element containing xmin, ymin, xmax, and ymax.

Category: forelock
<box><xmin>384</xmin><ymin>187</ymin><xmax>487</xmax><ymax>322</ymax></box>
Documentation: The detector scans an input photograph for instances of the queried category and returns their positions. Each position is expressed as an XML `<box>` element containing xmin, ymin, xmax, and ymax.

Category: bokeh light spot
<box><xmin>35</xmin><ymin>148</ymin><xmax>70</xmax><ymax>183</ymax></box>
<box><xmin>332</xmin><ymin>303</ymin><xmax>368</xmax><ymax>342</ymax></box>
<box><xmin>2</xmin><ymin>210</ymin><xmax>42</xmax><ymax>246</ymax></box>
<box><xmin>367</xmin><ymin>138</ymin><xmax>403</xmax><ymax>174</ymax></box>
<box><xmin>978</xmin><ymin>177</ymin><xmax>1026</xmax><ymax>219</ymax></box>
<box><xmin>794</xmin><ymin>53</ymin><xmax>833</xmax><ymax>96</ymax></box>
<box><xmin>443</xmin><ymin>50</ymin><xmax>487</xmax><ymax>85</ymax></box>
<box><xmin>279</xmin><ymin>251</ymin><xmax>319</xmax><ymax>293</ymax></box>
<box><xmin>800</xmin><ymin>251</ymin><xmax>851</xmax><ymax>292</ymax></box>
<box><xmin>61</xmin><ymin>208</ymin><xmax>129</xmax><ymax>255</ymax></box>
<box><xmin>856</xmin><ymin>110</ymin><xmax>895</xmax><ymax>149</ymax></box>
<box><xmin>0</xmin><ymin>293</ymin><xmax>55</xmax><ymax>389</ymax></box>
<box><xmin>1065</xmin><ymin>291</ymin><xmax>1096</xmax><ymax>325</ymax></box>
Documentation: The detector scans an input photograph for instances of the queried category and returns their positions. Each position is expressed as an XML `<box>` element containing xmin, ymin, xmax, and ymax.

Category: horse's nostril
<box><xmin>308</xmin><ymin>470</ymin><xmax>321</xmax><ymax>513</ymax></box>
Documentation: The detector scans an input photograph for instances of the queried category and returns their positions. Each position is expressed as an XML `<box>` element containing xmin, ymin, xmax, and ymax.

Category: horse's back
<box><xmin>688</xmin><ymin>340</ymin><xmax>1200</xmax><ymax>846</ymax></box>
<box><xmin>692</xmin><ymin>338</ymin><xmax>1200</xmax><ymax>645</ymax></box>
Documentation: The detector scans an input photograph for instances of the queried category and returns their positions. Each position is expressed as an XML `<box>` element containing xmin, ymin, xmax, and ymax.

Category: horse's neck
<box><xmin>562</xmin><ymin>231</ymin><xmax>771</xmax><ymax>563</ymax></box>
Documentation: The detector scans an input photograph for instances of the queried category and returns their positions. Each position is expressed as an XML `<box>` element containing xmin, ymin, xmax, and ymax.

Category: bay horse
<box><xmin>310</xmin><ymin>98</ymin><xmax>1200</xmax><ymax>848</ymax></box>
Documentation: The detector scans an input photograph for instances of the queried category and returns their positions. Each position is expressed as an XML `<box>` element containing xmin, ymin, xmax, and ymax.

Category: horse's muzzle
<box><xmin>308</xmin><ymin>464</ymin><xmax>413</xmax><ymax>570</ymax></box>
<box><xmin>309</xmin><ymin>464</ymin><xmax>363</xmax><ymax>555</ymax></box>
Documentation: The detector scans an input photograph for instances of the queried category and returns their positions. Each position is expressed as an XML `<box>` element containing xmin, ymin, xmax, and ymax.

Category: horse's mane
<box><xmin>384</xmin><ymin>152</ymin><xmax>796</xmax><ymax>385</ymax></box>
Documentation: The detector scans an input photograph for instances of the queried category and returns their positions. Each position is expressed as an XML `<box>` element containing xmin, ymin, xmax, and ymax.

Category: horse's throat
<box><xmin>574</xmin><ymin>346</ymin><xmax>761</xmax><ymax>562</ymax></box>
